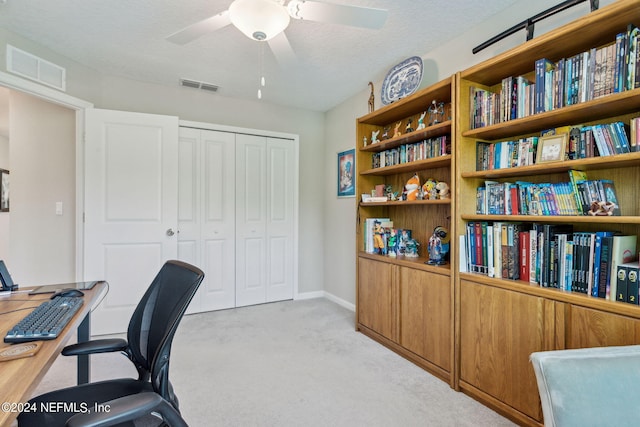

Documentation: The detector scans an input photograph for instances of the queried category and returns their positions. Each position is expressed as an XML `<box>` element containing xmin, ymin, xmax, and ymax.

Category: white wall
<box><xmin>323</xmin><ymin>0</ymin><xmax>617</xmax><ymax>305</ymax></box>
<box><xmin>0</xmin><ymin>133</ymin><xmax>8</xmax><ymax>262</ymax></box>
<box><xmin>9</xmin><ymin>90</ymin><xmax>76</xmax><ymax>285</ymax></box>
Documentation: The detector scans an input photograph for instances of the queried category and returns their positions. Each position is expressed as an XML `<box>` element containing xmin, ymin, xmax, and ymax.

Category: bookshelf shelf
<box><xmin>361</xmin><ymin>121</ymin><xmax>452</xmax><ymax>152</ymax></box>
<box><xmin>361</xmin><ymin>199</ymin><xmax>451</xmax><ymax>207</ymax></box>
<box><xmin>456</xmin><ymin>1</ymin><xmax>640</xmax><ymax>425</ymax></box>
<box><xmin>360</xmin><ymin>155</ymin><xmax>452</xmax><ymax>176</ymax></box>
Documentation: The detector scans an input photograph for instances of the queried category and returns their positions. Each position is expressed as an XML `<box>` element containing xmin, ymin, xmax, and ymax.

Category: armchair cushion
<box><xmin>530</xmin><ymin>345</ymin><xmax>640</xmax><ymax>427</ymax></box>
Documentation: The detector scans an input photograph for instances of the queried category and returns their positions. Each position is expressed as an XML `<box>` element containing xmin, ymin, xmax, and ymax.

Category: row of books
<box><xmin>363</xmin><ymin>218</ymin><xmax>416</xmax><ymax>257</ymax></box>
<box><xmin>475</xmin><ymin>119</ymin><xmax>638</xmax><ymax>172</ymax></box>
<box><xmin>461</xmin><ymin>221</ymin><xmax>639</xmax><ymax>304</ymax></box>
<box><xmin>371</xmin><ymin>136</ymin><xmax>449</xmax><ymax>169</ymax></box>
<box><xmin>476</xmin><ymin>172</ymin><xmax>620</xmax><ymax>217</ymax></box>
<box><xmin>470</xmin><ymin>23</ymin><xmax>640</xmax><ymax>129</ymax></box>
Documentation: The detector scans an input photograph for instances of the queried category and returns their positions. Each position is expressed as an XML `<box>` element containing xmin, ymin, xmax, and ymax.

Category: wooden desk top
<box><xmin>0</xmin><ymin>282</ymin><xmax>107</xmax><ymax>426</ymax></box>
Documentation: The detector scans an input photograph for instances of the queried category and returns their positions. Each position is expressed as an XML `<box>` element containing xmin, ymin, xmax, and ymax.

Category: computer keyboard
<box><xmin>4</xmin><ymin>296</ymin><xmax>84</xmax><ymax>343</ymax></box>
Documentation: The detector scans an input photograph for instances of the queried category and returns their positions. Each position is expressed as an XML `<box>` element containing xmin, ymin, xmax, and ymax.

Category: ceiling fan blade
<box><xmin>166</xmin><ymin>10</ymin><xmax>232</xmax><ymax>45</ymax></box>
<box><xmin>267</xmin><ymin>31</ymin><xmax>298</xmax><ymax>68</ymax></box>
<box><xmin>287</xmin><ymin>0</ymin><xmax>387</xmax><ymax>29</ymax></box>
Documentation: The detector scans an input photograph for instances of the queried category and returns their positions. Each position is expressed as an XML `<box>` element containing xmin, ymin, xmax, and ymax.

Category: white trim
<box><xmin>296</xmin><ymin>291</ymin><xmax>356</xmax><ymax>312</ymax></box>
<box><xmin>0</xmin><ymin>70</ymin><xmax>93</xmax><ymax>281</ymax></box>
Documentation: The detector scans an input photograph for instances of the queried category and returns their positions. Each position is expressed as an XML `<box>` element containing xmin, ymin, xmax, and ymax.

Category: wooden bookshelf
<box><xmin>355</xmin><ymin>77</ymin><xmax>456</xmax><ymax>387</ymax></box>
<box><xmin>455</xmin><ymin>1</ymin><xmax>640</xmax><ymax>425</ymax></box>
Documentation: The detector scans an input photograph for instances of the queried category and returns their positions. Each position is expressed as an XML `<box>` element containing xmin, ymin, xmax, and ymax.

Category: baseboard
<box><xmin>296</xmin><ymin>290</ymin><xmax>355</xmax><ymax>312</ymax></box>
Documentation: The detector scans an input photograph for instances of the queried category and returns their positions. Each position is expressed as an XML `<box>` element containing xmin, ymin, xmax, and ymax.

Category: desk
<box><xmin>0</xmin><ymin>282</ymin><xmax>107</xmax><ymax>426</ymax></box>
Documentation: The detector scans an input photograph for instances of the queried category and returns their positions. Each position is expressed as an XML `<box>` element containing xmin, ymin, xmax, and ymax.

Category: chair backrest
<box><xmin>126</xmin><ymin>260</ymin><xmax>204</xmax><ymax>407</ymax></box>
<box><xmin>530</xmin><ymin>345</ymin><xmax>640</xmax><ymax>427</ymax></box>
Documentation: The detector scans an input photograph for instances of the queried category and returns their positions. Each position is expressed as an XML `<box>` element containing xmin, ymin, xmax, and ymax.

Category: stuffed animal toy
<box><xmin>405</xmin><ymin>174</ymin><xmax>420</xmax><ymax>201</ymax></box>
<box><xmin>436</xmin><ymin>181</ymin><xmax>450</xmax><ymax>199</ymax></box>
<box><xmin>422</xmin><ymin>178</ymin><xmax>438</xmax><ymax>200</ymax></box>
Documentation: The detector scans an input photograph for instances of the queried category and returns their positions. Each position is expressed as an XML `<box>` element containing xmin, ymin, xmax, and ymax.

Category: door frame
<box><xmin>180</xmin><ymin>120</ymin><xmax>300</xmax><ymax>299</ymax></box>
<box><xmin>0</xmin><ymin>71</ymin><xmax>92</xmax><ymax>280</ymax></box>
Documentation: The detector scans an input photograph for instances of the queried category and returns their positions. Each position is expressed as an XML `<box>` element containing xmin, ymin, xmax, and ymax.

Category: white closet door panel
<box><xmin>84</xmin><ymin>109</ymin><xmax>178</xmax><ymax>335</ymax></box>
<box><xmin>236</xmin><ymin>134</ymin><xmax>267</xmax><ymax>307</ymax></box>
<box><xmin>266</xmin><ymin>138</ymin><xmax>295</xmax><ymax>302</ymax></box>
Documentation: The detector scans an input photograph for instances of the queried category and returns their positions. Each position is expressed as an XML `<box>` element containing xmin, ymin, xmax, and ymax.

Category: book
<box><xmin>591</xmin><ymin>231</ymin><xmax>614</xmax><ymax>297</ymax></box>
<box><xmin>615</xmin><ymin>262</ymin><xmax>630</xmax><ymax>303</ymax></box>
<box><xmin>596</xmin><ymin>234</ymin><xmax>614</xmax><ymax>298</ymax></box>
<box><xmin>625</xmin><ymin>263</ymin><xmax>640</xmax><ymax>304</ymax></box>
<box><xmin>608</xmin><ymin>235</ymin><xmax>637</xmax><ymax>301</ymax></box>
<box><xmin>519</xmin><ymin>230</ymin><xmax>530</xmax><ymax>282</ymax></box>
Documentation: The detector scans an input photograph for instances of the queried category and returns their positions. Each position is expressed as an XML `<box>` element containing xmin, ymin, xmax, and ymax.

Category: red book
<box><xmin>519</xmin><ymin>231</ymin><xmax>530</xmax><ymax>282</ymax></box>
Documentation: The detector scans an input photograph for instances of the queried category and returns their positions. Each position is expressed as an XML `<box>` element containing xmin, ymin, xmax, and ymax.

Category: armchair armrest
<box><xmin>62</xmin><ymin>338</ymin><xmax>128</xmax><ymax>356</ymax></box>
<box><xmin>65</xmin><ymin>392</ymin><xmax>188</xmax><ymax>427</ymax></box>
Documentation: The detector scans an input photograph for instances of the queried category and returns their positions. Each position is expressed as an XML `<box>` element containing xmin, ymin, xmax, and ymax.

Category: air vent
<box><xmin>6</xmin><ymin>44</ymin><xmax>66</xmax><ymax>91</ymax></box>
<box><xmin>180</xmin><ymin>78</ymin><xmax>219</xmax><ymax>92</ymax></box>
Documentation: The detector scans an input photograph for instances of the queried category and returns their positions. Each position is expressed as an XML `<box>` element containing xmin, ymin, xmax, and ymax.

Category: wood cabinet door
<box><xmin>400</xmin><ymin>268</ymin><xmax>451</xmax><ymax>372</ymax></box>
<box><xmin>358</xmin><ymin>258</ymin><xmax>396</xmax><ymax>341</ymax></box>
<box><xmin>564</xmin><ymin>305</ymin><xmax>640</xmax><ymax>349</ymax></box>
<box><xmin>459</xmin><ymin>280</ymin><xmax>546</xmax><ymax>422</ymax></box>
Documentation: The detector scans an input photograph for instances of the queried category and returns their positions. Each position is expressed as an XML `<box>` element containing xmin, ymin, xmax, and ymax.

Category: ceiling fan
<box><xmin>166</xmin><ymin>0</ymin><xmax>388</xmax><ymax>67</ymax></box>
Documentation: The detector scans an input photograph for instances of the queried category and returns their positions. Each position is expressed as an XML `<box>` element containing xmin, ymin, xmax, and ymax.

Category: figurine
<box><xmin>404</xmin><ymin>238</ymin><xmax>420</xmax><ymax>258</ymax></box>
<box><xmin>405</xmin><ymin>118</ymin><xmax>414</xmax><ymax>133</ymax></box>
<box><xmin>386</xmin><ymin>228</ymin><xmax>398</xmax><ymax>257</ymax></box>
<box><xmin>428</xmin><ymin>100</ymin><xmax>445</xmax><ymax>125</ymax></box>
<box><xmin>422</xmin><ymin>178</ymin><xmax>438</xmax><ymax>200</ymax></box>
<box><xmin>436</xmin><ymin>181</ymin><xmax>450</xmax><ymax>199</ymax></box>
<box><xmin>393</xmin><ymin>121</ymin><xmax>402</xmax><ymax>138</ymax></box>
<box><xmin>381</xmin><ymin>126</ymin><xmax>391</xmax><ymax>140</ymax></box>
<box><xmin>373</xmin><ymin>220</ymin><xmax>386</xmax><ymax>254</ymax></box>
<box><xmin>363</xmin><ymin>136</ymin><xmax>368</xmax><ymax>147</ymax></box>
<box><xmin>404</xmin><ymin>174</ymin><xmax>420</xmax><ymax>201</ymax></box>
<box><xmin>371</xmin><ymin>130</ymin><xmax>380</xmax><ymax>144</ymax></box>
<box><xmin>368</xmin><ymin>82</ymin><xmax>375</xmax><ymax>113</ymax></box>
<box><xmin>427</xmin><ymin>226</ymin><xmax>450</xmax><ymax>265</ymax></box>
<box><xmin>416</xmin><ymin>111</ymin><xmax>427</xmax><ymax>130</ymax></box>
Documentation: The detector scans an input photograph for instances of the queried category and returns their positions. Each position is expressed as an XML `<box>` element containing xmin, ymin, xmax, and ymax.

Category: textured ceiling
<box><xmin>0</xmin><ymin>0</ymin><xmax>523</xmax><ymax>112</ymax></box>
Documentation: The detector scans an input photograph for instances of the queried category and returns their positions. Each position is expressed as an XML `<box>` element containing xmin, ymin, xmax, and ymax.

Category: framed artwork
<box><xmin>0</xmin><ymin>169</ymin><xmax>8</xmax><ymax>212</ymax></box>
<box><xmin>337</xmin><ymin>149</ymin><xmax>355</xmax><ymax>198</ymax></box>
<box><xmin>536</xmin><ymin>133</ymin><xmax>568</xmax><ymax>163</ymax></box>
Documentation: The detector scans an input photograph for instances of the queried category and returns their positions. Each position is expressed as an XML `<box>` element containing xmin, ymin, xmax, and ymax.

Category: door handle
<box><xmin>166</xmin><ymin>228</ymin><xmax>175</xmax><ymax>237</ymax></box>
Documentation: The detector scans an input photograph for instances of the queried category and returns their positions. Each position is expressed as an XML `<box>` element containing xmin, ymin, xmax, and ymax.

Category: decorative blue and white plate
<box><xmin>380</xmin><ymin>56</ymin><xmax>423</xmax><ymax>105</ymax></box>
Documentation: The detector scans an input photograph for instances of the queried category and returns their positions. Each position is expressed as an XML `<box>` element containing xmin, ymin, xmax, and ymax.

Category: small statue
<box><xmin>405</xmin><ymin>238</ymin><xmax>420</xmax><ymax>258</ymax></box>
<box><xmin>363</xmin><ymin>136</ymin><xmax>368</xmax><ymax>147</ymax></box>
<box><xmin>427</xmin><ymin>226</ymin><xmax>450</xmax><ymax>265</ymax></box>
<box><xmin>428</xmin><ymin>100</ymin><xmax>445</xmax><ymax>125</ymax></box>
<box><xmin>436</xmin><ymin>181</ymin><xmax>450</xmax><ymax>199</ymax></box>
<box><xmin>393</xmin><ymin>121</ymin><xmax>402</xmax><ymax>138</ymax></box>
<box><xmin>404</xmin><ymin>174</ymin><xmax>420</xmax><ymax>201</ymax></box>
<box><xmin>422</xmin><ymin>178</ymin><xmax>438</xmax><ymax>200</ymax></box>
<box><xmin>416</xmin><ymin>111</ymin><xmax>427</xmax><ymax>130</ymax></box>
<box><xmin>405</xmin><ymin>118</ymin><xmax>414</xmax><ymax>133</ymax></box>
<box><xmin>371</xmin><ymin>130</ymin><xmax>380</xmax><ymax>144</ymax></box>
<box><xmin>373</xmin><ymin>220</ymin><xmax>386</xmax><ymax>255</ymax></box>
<box><xmin>368</xmin><ymin>82</ymin><xmax>375</xmax><ymax>113</ymax></box>
<box><xmin>381</xmin><ymin>126</ymin><xmax>391</xmax><ymax>140</ymax></box>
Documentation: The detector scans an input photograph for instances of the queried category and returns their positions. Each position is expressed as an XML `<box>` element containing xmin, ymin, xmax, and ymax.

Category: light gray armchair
<box><xmin>530</xmin><ymin>345</ymin><xmax>640</xmax><ymax>427</ymax></box>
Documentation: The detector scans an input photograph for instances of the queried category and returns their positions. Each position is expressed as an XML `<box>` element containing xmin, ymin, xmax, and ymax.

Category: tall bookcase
<box><xmin>355</xmin><ymin>77</ymin><xmax>456</xmax><ymax>386</ymax></box>
<box><xmin>455</xmin><ymin>0</ymin><xmax>640</xmax><ymax>425</ymax></box>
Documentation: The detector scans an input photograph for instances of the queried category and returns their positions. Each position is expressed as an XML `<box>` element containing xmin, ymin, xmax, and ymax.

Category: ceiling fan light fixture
<box><xmin>229</xmin><ymin>0</ymin><xmax>290</xmax><ymax>41</ymax></box>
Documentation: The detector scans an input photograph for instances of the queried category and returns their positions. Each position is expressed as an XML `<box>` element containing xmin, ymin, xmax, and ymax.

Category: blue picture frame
<box><xmin>337</xmin><ymin>149</ymin><xmax>355</xmax><ymax>198</ymax></box>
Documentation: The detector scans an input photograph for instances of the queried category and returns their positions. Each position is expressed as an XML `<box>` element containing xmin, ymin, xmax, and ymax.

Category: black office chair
<box><xmin>18</xmin><ymin>260</ymin><xmax>204</xmax><ymax>427</ymax></box>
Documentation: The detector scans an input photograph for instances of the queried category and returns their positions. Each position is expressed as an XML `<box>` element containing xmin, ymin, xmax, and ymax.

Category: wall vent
<box><xmin>180</xmin><ymin>78</ymin><xmax>219</xmax><ymax>92</ymax></box>
<box><xmin>6</xmin><ymin>44</ymin><xmax>66</xmax><ymax>91</ymax></box>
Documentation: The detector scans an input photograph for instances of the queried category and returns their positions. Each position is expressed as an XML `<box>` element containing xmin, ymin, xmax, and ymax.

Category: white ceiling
<box><xmin>0</xmin><ymin>0</ymin><xmax>523</xmax><ymax>112</ymax></box>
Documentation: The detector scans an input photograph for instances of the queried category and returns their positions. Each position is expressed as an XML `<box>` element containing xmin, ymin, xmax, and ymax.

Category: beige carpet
<box><xmin>33</xmin><ymin>298</ymin><xmax>516</xmax><ymax>426</ymax></box>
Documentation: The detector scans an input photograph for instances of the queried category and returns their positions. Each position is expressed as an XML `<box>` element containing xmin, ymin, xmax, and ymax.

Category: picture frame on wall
<box><xmin>536</xmin><ymin>133</ymin><xmax>568</xmax><ymax>163</ymax></box>
<box><xmin>0</xmin><ymin>169</ymin><xmax>8</xmax><ymax>212</ymax></box>
<box><xmin>337</xmin><ymin>149</ymin><xmax>355</xmax><ymax>198</ymax></box>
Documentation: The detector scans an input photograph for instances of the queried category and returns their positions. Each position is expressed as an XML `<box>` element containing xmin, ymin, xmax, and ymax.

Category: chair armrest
<box><xmin>62</xmin><ymin>338</ymin><xmax>128</xmax><ymax>356</ymax></box>
<box><xmin>65</xmin><ymin>392</ymin><xmax>188</xmax><ymax>427</ymax></box>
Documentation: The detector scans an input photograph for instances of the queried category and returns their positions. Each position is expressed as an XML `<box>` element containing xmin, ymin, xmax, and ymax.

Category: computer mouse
<box><xmin>51</xmin><ymin>288</ymin><xmax>84</xmax><ymax>299</ymax></box>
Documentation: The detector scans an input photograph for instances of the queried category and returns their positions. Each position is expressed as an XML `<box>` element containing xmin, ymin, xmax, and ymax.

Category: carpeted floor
<box><xmin>33</xmin><ymin>298</ymin><xmax>516</xmax><ymax>426</ymax></box>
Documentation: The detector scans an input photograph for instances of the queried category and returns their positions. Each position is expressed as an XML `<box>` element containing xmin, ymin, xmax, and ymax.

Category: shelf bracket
<box><xmin>473</xmin><ymin>0</ymin><xmax>598</xmax><ymax>54</ymax></box>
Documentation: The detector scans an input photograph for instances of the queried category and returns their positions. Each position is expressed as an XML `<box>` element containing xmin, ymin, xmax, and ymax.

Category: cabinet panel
<box><xmin>400</xmin><ymin>268</ymin><xmax>451</xmax><ymax>371</ymax></box>
<box><xmin>357</xmin><ymin>257</ymin><xmax>395</xmax><ymax>341</ymax></box>
<box><xmin>459</xmin><ymin>280</ymin><xmax>544</xmax><ymax>421</ymax></box>
<box><xmin>565</xmin><ymin>305</ymin><xmax>640</xmax><ymax>349</ymax></box>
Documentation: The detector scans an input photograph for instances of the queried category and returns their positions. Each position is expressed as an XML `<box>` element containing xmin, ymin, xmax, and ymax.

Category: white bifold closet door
<box><xmin>178</xmin><ymin>128</ymin><xmax>296</xmax><ymax>312</ymax></box>
<box><xmin>235</xmin><ymin>134</ymin><xmax>296</xmax><ymax>307</ymax></box>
